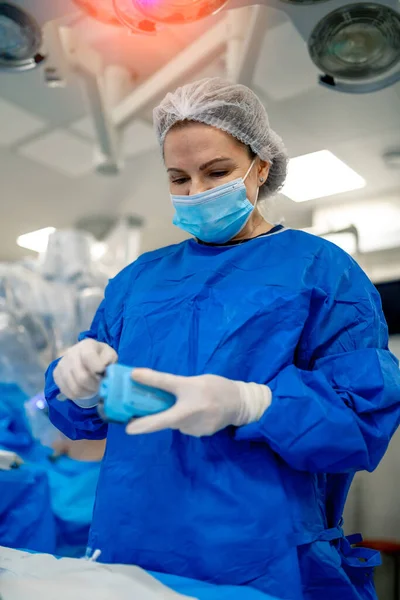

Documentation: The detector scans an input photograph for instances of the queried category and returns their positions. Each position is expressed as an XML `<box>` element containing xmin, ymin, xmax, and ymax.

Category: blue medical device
<box><xmin>98</xmin><ymin>364</ymin><xmax>176</xmax><ymax>424</ymax></box>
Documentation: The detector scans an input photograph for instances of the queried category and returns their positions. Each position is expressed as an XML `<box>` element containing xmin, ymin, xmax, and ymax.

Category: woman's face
<box><xmin>164</xmin><ymin>122</ymin><xmax>270</xmax><ymax>205</ymax></box>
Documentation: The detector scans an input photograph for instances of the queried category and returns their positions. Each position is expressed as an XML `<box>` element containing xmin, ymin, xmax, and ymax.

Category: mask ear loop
<box><xmin>243</xmin><ymin>158</ymin><xmax>256</xmax><ymax>183</ymax></box>
<box><xmin>243</xmin><ymin>158</ymin><xmax>261</xmax><ymax>207</ymax></box>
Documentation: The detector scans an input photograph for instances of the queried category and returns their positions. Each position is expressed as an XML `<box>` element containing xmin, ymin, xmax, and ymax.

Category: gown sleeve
<box><xmin>45</xmin><ymin>266</ymin><xmax>132</xmax><ymax>441</ymax></box>
<box><xmin>235</xmin><ymin>250</ymin><xmax>400</xmax><ymax>474</ymax></box>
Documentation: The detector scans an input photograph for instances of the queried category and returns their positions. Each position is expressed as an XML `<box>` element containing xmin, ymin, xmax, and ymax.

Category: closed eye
<box><xmin>171</xmin><ymin>170</ymin><xmax>230</xmax><ymax>185</ymax></box>
<box><xmin>210</xmin><ymin>171</ymin><xmax>229</xmax><ymax>178</ymax></box>
<box><xmin>171</xmin><ymin>177</ymin><xmax>189</xmax><ymax>185</ymax></box>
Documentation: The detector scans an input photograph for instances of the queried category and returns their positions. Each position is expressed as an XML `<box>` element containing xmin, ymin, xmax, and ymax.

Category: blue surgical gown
<box><xmin>45</xmin><ymin>229</ymin><xmax>400</xmax><ymax>600</ymax></box>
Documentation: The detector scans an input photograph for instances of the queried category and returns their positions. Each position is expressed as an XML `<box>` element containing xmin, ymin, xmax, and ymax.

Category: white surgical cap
<box><xmin>153</xmin><ymin>78</ymin><xmax>288</xmax><ymax>197</ymax></box>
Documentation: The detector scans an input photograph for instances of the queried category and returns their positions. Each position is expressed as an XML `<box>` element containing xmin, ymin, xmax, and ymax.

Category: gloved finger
<box><xmin>80</xmin><ymin>345</ymin><xmax>110</xmax><ymax>376</ymax></box>
<box><xmin>99</xmin><ymin>344</ymin><xmax>118</xmax><ymax>368</ymax></box>
<box><xmin>70</xmin><ymin>353</ymin><xmax>102</xmax><ymax>395</ymax></box>
<box><xmin>131</xmin><ymin>368</ymin><xmax>183</xmax><ymax>395</ymax></box>
<box><xmin>71</xmin><ymin>370</ymin><xmax>100</xmax><ymax>398</ymax></box>
<box><xmin>64</xmin><ymin>356</ymin><xmax>99</xmax><ymax>399</ymax></box>
<box><xmin>125</xmin><ymin>403</ymin><xmax>187</xmax><ymax>435</ymax></box>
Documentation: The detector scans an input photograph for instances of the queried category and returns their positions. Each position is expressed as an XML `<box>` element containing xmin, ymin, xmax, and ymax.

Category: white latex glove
<box><xmin>126</xmin><ymin>369</ymin><xmax>272</xmax><ymax>437</ymax></box>
<box><xmin>53</xmin><ymin>339</ymin><xmax>117</xmax><ymax>403</ymax></box>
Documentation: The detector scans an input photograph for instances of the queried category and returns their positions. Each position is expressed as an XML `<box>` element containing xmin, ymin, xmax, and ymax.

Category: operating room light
<box><xmin>308</xmin><ymin>4</ymin><xmax>400</xmax><ymax>81</ymax></box>
<box><xmin>17</xmin><ymin>229</ymin><xmax>108</xmax><ymax>259</ymax></box>
<box><xmin>0</xmin><ymin>3</ymin><xmax>43</xmax><ymax>72</ymax></box>
<box><xmin>112</xmin><ymin>0</ymin><xmax>159</xmax><ymax>34</ymax></box>
<box><xmin>17</xmin><ymin>227</ymin><xmax>56</xmax><ymax>253</ymax></box>
<box><xmin>281</xmin><ymin>150</ymin><xmax>365</xmax><ymax>203</ymax></box>
<box><xmin>127</xmin><ymin>0</ymin><xmax>229</xmax><ymax>25</ymax></box>
<box><xmin>75</xmin><ymin>0</ymin><xmax>229</xmax><ymax>27</ymax></box>
<box><xmin>91</xmin><ymin>242</ymin><xmax>107</xmax><ymax>260</ymax></box>
<box><xmin>72</xmin><ymin>0</ymin><xmax>121</xmax><ymax>26</ymax></box>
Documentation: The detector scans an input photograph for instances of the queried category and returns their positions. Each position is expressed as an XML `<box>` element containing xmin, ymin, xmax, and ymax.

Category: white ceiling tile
<box><xmin>70</xmin><ymin>116</ymin><xmax>158</xmax><ymax>158</ymax></box>
<box><xmin>0</xmin><ymin>97</ymin><xmax>47</xmax><ymax>146</ymax></box>
<box><xmin>18</xmin><ymin>130</ymin><xmax>94</xmax><ymax>177</ymax></box>
<box><xmin>70</xmin><ymin>116</ymin><xmax>157</xmax><ymax>157</ymax></box>
<box><xmin>70</xmin><ymin>115</ymin><xmax>95</xmax><ymax>139</ymax></box>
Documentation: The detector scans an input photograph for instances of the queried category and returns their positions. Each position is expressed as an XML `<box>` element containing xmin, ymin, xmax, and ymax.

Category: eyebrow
<box><xmin>167</xmin><ymin>157</ymin><xmax>233</xmax><ymax>173</ymax></box>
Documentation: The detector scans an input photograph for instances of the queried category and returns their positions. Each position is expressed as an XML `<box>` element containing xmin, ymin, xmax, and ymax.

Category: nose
<box><xmin>189</xmin><ymin>178</ymin><xmax>212</xmax><ymax>196</ymax></box>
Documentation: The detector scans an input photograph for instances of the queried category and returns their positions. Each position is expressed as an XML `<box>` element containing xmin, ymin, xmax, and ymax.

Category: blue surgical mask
<box><xmin>171</xmin><ymin>159</ymin><xmax>257</xmax><ymax>244</ymax></box>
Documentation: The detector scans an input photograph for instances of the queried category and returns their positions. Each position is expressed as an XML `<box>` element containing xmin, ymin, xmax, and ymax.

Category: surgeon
<box><xmin>45</xmin><ymin>79</ymin><xmax>400</xmax><ymax>600</ymax></box>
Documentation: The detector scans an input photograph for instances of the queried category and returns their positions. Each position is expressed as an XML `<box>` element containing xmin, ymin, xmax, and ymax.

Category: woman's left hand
<box><xmin>126</xmin><ymin>369</ymin><xmax>272</xmax><ymax>437</ymax></box>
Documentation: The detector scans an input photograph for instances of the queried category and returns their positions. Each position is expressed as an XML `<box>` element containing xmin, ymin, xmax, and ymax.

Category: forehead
<box><xmin>164</xmin><ymin>122</ymin><xmax>246</xmax><ymax>168</ymax></box>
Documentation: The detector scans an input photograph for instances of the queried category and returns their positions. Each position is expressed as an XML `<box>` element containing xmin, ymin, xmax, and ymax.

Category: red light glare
<box><xmin>73</xmin><ymin>0</ymin><xmax>122</xmax><ymax>26</ymax></box>
<box><xmin>113</xmin><ymin>0</ymin><xmax>159</xmax><ymax>34</ymax></box>
<box><xmin>131</xmin><ymin>0</ymin><xmax>229</xmax><ymax>25</ymax></box>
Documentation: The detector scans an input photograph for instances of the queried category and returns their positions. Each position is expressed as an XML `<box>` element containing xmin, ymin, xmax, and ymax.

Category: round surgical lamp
<box><xmin>0</xmin><ymin>2</ymin><xmax>45</xmax><ymax>72</ymax></box>
<box><xmin>125</xmin><ymin>0</ymin><xmax>229</xmax><ymax>25</ymax></box>
<box><xmin>309</xmin><ymin>3</ymin><xmax>400</xmax><ymax>93</ymax></box>
<box><xmin>73</xmin><ymin>0</ymin><xmax>159</xmax><ymax>35</ymax></box>
<box><xmin>112</xmin><ymin>0</ymin><xmax>160</xmax><ymax>34</ymax></box>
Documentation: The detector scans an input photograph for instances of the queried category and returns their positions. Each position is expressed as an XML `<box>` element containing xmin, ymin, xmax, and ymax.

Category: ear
<box><xmin>257</xmin><ymin>160</ymin><xmax>270</xmax><ymax>187</ymax></box>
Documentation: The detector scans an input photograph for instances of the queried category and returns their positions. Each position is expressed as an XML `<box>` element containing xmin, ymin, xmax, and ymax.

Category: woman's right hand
<box><xmin>53</xmin><ymin>339</ymin><xmax>118</xmax><ymax>400</ymax></box>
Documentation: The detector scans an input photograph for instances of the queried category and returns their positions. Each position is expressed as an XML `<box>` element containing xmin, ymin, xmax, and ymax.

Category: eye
<box><xmin>171</xmin><ymin>177</ymin><xmax>189</xmax><ymax>185</ymax></box>
<box><xmin>210</xmin><ymin>171</ymin><xmax>229</xmax><ymax>178</ymax></box>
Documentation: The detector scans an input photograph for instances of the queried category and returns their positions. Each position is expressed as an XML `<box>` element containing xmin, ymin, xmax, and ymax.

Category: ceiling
<box><xmin>1</xmin><ymin>0</ymin><xmax>400</xmax><ymax>265</ymax></box>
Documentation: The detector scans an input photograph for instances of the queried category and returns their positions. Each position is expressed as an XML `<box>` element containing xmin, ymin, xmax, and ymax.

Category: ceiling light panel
<box><xmin>281</xmin><ymin>150</ymin><xmax>366</xmax><ymax>202</ymax></box>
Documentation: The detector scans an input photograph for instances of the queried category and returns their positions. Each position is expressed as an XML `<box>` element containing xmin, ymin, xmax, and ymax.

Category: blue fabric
<box><xmin>45</xmin><ymin>229</ymin><xmax>400</xmax><ymax>600</ymax></box>
<box><xmin>0</xmin><ymin>448</ymin><xmax>100</xmax><ymax>557</ymax></box>
<box><xmin>0</xmin><ymin>465</ymin><xmax>57</xmax><ymax>553</ymax></box>
<box><xmin>0</xmin><ymin>452</ymin><xmax>100</xmax><ymax>557</ymax></box>
<box><xmin>154</xmin><ymin>572</ymin><xmax>280</xmax><ymax>599</ymax></box>
<box><xmin>0</xmin><ymin>384</ymin><xmax>33</xmax><ymax>453</ymax></box>
<box><xmin>0</xmin><ymin>384</ymin><xmax>101</xmax><ymax>557</ymax></box>
<box><xmin>48</xmin><ymin>456</ymin><xmax>100</xmax><ymax>557</ymax></box>
<box><xmin>0</xmin><ymin>386</ymin><xmax>57</xmax><ymax>553</ymax></box>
